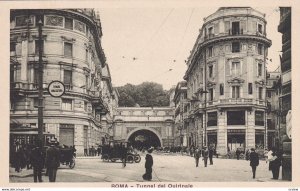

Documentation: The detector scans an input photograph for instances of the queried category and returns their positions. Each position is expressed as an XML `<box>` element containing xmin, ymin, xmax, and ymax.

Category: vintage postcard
<box><xmin>0</xmin><ymin>0</ymin><xmax>299</xmax><ymax>189</ymax></box>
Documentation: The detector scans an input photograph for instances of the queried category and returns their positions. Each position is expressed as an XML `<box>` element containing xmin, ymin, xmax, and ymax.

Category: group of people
<box><xmin>84</xmin><ymin>145</ymin><xmax>102</xmax><ymax>156</ymax></box>
<box><xmin>11</xmin><ymin>138</ymin><xmax>76</xmax><ymax>183</ymax></box>
<box><xmin>194</xmin><ymin>146</ymin><xmax>215</xmax><ymax>167</ymax></box>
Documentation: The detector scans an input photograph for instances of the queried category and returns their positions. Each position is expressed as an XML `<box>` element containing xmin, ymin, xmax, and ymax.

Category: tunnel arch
<box><xmin>126</xmin><ymin>127</ymin><xmax>162</xmax><ymax>149</ymax></box>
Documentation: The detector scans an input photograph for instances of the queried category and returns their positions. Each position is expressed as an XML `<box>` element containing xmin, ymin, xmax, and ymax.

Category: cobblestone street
<box><xmin>9</xmin><ymin>152</ymin><xmax>285</xmax><ymax>183</ymax></box>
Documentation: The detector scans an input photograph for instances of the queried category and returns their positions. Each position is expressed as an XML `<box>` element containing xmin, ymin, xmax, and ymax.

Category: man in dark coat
<box><xmin>202</xmin><ymin>146</ymin><xmax>209</xmax><ymax>167</ymax></box>
<box><xmin>208</xmin><ymin>146</ymin><xmax>214</xmax><ymax>165</ymax></box>
<box><xmin>194</xmin><ymin>148</ymin><xmax>201</xmax><ymax>167</ymax></box>
<box><xmin>30</xmin><ymin>140</ymin><xmax>45</xmax><ymax>182</ymax></box>
<box><xmin>143</xmin><ymin>147</ymin><xmax>153</xmax><ymax>181</ymax></box>
<box><xmin>269</xmin><ymin>152</ymin><xmax>281</xmax><ymax>179</ymax></box>
<box><xmin>236</xmin><ymin>148</ymin><xmax>241</xmax><ymax>160</ymax></box>
<box><xmin>121</xmin><ymin>145</ymin><xmax>127</xmax><ymax>167</ymax></box>
<box><xmin>46</xmin><ymin>139</ymin><xmax>60</xmax><ymax>182</ymax></box>
<box><xmin>249</xmin><ymin>148</ymin><xmax>259</xmax><ymax>179</ymax></box>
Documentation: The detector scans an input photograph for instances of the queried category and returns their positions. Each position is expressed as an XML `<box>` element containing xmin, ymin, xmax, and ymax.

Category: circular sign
<box><xmin>48</xmin><ymin>81</ymin><xmax>65</xmax><ymax>97</ymax></box>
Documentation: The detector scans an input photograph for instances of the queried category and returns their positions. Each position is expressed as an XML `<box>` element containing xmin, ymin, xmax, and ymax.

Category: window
<box><xmin>209</xmin><ymin>88</ymin><xmax>214</xmax><ymax>101</ymax></box>
<box><xmin>231</xmin><ymin>61</ymin><xmax>240</xmax><ymax>75</ymax></box>
<box><xmin>208</xmin><ymin>46</ymin><xmax>213</xmax><ymax>57</ymax></box>
<box><xmin>86</xmin><ymin>49</ymin><xmax>88</xmax><ymax>61</ymax></box>
<box><xmin>209</xmin><ymin>65</ymin><xmax>213</xmax><ymax>78</ymax></box>
<box><xmin>33</xmin><ymin>98</ymin><xmax>39</xmax><ymax>109</ymax></box>
<box><xmin>258</xmin><ymin>24</ymin><xmax>262</xmax><ymax>34</ymax></box>
<box><xmin>267</xmin><ymin>90</ymin><xmax>271</xmax><ymax>98</ymax></box>
<box><xmin>35</xmin><ymin>40</ymin><xmax>44</xmax><ymax>55</ymax></box>
<box><xmin>85</xmin><ymin>75</ymin><xmax>89</xmax><ymax>89</ymax></box>
<box><xmin>64</xmin><ymin>42</ymin><xmax>73</xmax><ymax>58</ymax></box>
<box><xmin>258</xmin><ymin>63</ymin><xmax>263</xmax><ymax>76</ymax></box>
<box><xmin>84</xmin><ymin>101</ymin><xmax>88</xmax><ymax>112</ymax></box>
<box><xmin>63</xmin><ymin>70</ymin><xmax>72</xmax><ymax>89</ymax></box>
<box><xmin>65</xmin><ymin>18</ymin><xmax>73</xmax><ymax>30</ymax></box>
<box><xmin>208</xmin><ymin>27</ymin><xmax>213</xmax><ymax>37</ymax></box>
<box><xmin>248</xmin><ymin>83</ymin><xmax>253</xmax><ymax>94</ymax></box>
<box><xmin>10</xmin><ymin>42</ymin><xmax>16</xmax><ymax>52</ymax></box>
<box><xmin>232</xmin><ymin>86</ymin><xmax>240</xmax><ymax>98</ymax></box>
<box><xmin>258</xmin><ymin>44</ymin><xmax>263</xmax><ymax>55</ymax></box>
<box><xmin>259</xmin><ymin>87</ymin><xmax>263</xmax><ymax>99</ymax></box>
<box><xmin>62</xmin><ymin>98</ymin><xmax>73</xmax><ymax>110</ymax></box>
<box><xmin>255</xmin><ymin>111</ymin><xmax>264</xmax><ymax>126</ymax></box>
<box><xmin>33</xmin><ymin>67</ymin><xmax>39</xmax><ymax>87</ymax></box>
<box><xmin>232</xmin><ymin>22</ymin><xmax>240</xmax><ymax>35</ymax></box>
<box><xmin>232</xmin><ymin>42</ymin><xmax>240</xmax><ymax>53</ymax></box>
<box><xmin>207</xmin><ymin>112</ymin><xmax>218</xmax><ymax>126</ymax></box>
<box><xmin>220</xmin><ymin>83</ymin><xmax>224</xmax><ymax>95</ymax></box>
<box><xmin>227</xmin><ymin>111</ymin><xmax>245</xmax><ymax>125</ymax></box>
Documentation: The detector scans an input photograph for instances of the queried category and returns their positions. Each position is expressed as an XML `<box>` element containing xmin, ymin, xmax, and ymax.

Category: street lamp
<box><xmin>37</xmin><ymin>18</ymin><xmax>44</xmax><ymax>146</ymax></box>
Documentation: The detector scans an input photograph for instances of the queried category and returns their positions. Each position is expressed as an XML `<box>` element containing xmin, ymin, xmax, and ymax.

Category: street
<box><xmin>9</xmin><ymin>152</ymin><xmax>284</xmax><ymax>183</ymax></box>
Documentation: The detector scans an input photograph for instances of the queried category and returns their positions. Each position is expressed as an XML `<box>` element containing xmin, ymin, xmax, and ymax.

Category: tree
<box><xmin>117</xmin><ymin>82</ymin><xmax>170</xmax><ymax>107</ymax></box>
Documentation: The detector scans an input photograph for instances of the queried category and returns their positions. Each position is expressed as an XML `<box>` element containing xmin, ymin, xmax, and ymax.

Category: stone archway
<box><xmin>126</xmin><ymin>127</ymin><xmax>162</xmax><ymax>149</ymax></box>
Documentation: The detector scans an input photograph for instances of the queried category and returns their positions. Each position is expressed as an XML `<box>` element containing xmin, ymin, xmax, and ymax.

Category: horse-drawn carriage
<box><xmin>101</xmin><ymin>141</ymin><xmax>141</xmax><ymax>163</ymax></box>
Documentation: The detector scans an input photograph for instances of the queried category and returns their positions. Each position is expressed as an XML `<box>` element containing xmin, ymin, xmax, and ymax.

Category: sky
<box><xmin>98</xmin><ymin>7</ymin><xmax>281</xmax><ymax>90</ymax></box>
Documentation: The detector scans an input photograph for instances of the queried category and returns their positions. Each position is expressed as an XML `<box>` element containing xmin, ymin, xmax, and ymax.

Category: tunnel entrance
<box><xmin>128</xmin><ymin>129</ymin><xmax>161</xmax><ymax>150</ymax></box>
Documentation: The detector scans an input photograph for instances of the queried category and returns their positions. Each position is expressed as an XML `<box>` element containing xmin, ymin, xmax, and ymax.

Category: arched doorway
<box><xmin>128</xmin><ymin>129</ymin><xmax>161</xmax><ymax>150</ymax></box>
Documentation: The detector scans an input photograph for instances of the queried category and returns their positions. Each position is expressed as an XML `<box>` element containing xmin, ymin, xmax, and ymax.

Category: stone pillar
<box><xmin>217</xmin><ymin>110</ymin><xmax>227</xmax><ymax>155</ymax></box>
<box><xmin>20</xmin><ymin>38</ymin><xmax>28</xmax><ymax>84</ymax></box>
<box><xmin>75</xmin><ymin>124</ymin><xmax>84</xmax><ymax>156</ymax></box>
<box><xmin>246</xmin><ymin>110</ymin><xmax>255</xmax><ymax>149</ymax></box>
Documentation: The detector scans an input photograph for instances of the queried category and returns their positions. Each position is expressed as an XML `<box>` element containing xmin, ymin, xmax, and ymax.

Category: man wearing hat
<box><xmin>46</xmin><ymin>138</ymin><xmax>60</xmax><ymax>182</ymax></box>
<box><xmin>202</xmin><ymin>146</ymin><xmax>209</xmax><ymax>167</ymax></box>
<box><xmin>249</xmin><ymin>148</ymin><xmax>259</xmax><ymax>179</ymax></box>
<box><xmin>143</xmin><ymin>147</ymin><xmax>153</xmax><ymax>181</ymax></box>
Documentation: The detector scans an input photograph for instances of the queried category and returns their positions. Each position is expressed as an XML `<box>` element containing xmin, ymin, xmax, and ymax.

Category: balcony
<box><xmin>201</xmin><ymin>29</ymin><xmax>271</xmax><ymax>48</ymax></box>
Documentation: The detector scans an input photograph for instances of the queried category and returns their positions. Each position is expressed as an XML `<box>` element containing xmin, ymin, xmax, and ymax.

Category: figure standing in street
<box><xmin>269</xmin><ymin>151</ymin><xmax>281</xmax><ymax>179</ymax></box>
<box><xmin>30</xmin><ymin>140</ymin><xmax>45</xmax><ymax>182</ymax></box>
<box><xmin>194</xmin><ymin>148</ymin><xmax>201</xmax><ymax>167</ymax></box>
<box><xmin>46</xmin><ymin>139</ymin><xmax>60</xmax><ymax>182</ymax></box>
<box><xmin>121</xmin><ymin>144</ymin><xmax>127</xmax><ymax>168</ymax></box>
<box><xmin>208</xmin><ymin>146</ymin><xmax>214</xmax><ymax>165</ymax></box>
<box><xmin>202</xmin><ymin>146</ymin><xmax>209</xmax><ymax>167</ymax></box>
<box><xmin>143</xmin><ymin>147</ymin><xmax>153</xmax><ymax>181</ymax></box>
<box><xmin>249</xmin><ymin>148</ymin><xmax>259</xmax><ymax>179</ymax></box>
<box><xmin>236</xmin><ymin>148</ymin><xmax>241</xmax><ymax>160</ymax></box>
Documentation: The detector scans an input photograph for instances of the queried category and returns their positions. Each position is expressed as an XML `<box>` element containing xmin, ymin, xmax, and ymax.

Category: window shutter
<box><xmin>252</xmin><ymin>21</ymin><xmax>257</xmax><ymax>33</ymax></box>
<box><xmin>240</xmin><ymin>21</ymin><xmax>246</xmax><ymax>33</ymax></box>
<box><xmin>225</xmin><ymin>21</ymin><xmax>230</xmax><ymax>34</ymax></box>
<box><xmin>214</xmin><ymin>23</ymin><xmax>219</xmax><ymax>34</ymax></box>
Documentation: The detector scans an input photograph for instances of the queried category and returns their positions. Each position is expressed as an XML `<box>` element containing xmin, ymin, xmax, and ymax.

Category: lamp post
<box><xmin>37</xmin><ymin>18</ymin><xmax>44</xmax><ymax>146</ymax></box>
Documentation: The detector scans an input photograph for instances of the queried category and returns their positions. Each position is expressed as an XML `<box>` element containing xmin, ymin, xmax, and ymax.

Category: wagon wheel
<box><xmin>127</xmin><ymin>155</ymin><xmax>134</xmax><ymax>163</ymax></box>
<box><xmin>134</xmin><ymin>154</ymin><xmax>141</xmax><ymax>163</ymax></box>
<box><xmin>111</xmin><ymin>158</ymin><xmax>116</xmax><ymax>162</ymax></box>
<box><xmin>102</xmin><ymin>154</ymin><xmax>109</xmax><ymax>162</ymax></box>
<box><xmin>69</xmin><ymin>158</ymin><xmax>75</xmax><ymax>169</ymax></box>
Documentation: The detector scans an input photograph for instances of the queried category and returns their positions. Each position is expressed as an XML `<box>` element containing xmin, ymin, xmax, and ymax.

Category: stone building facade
<box><xmin>10</xmin><ymin>9</ymin><xmax>116</xmax><ymax>156</ymax></box>
<box><xmin>184</xmin><ymin>7</ymin><xmax>272</xmax><ymax>155</ymax></box>
<box><xmin>173</xmin><ymin>81</ymin><xmax>188</xmax><ymax>147</ymax></box>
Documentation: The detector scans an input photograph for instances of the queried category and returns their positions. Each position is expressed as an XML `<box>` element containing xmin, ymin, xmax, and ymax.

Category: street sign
<box><xmin>48</xmin><ymin>80</ymin><xmax>65</xmax><ymax>97</ymax></box>
<box><xmin>286</xmin><ymin>110</ymin><xmax>292</xmax><ymax>139</ymax></box>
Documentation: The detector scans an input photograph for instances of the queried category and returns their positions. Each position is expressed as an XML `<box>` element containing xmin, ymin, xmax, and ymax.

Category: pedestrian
<box><xmin>121</xmin><ymin>145</ymin><xmax>127</xmax><ymax>168</ymax></box>
<box><xmin>143</xmin><ymin>147</ymin><xmax>153</xmax><ymax>181</ymax></box>
<box><xmin>202</xmin><ymin>146</ymin><xmax>209</xmax><ymax>167</ymax></box>
<box><xmin>194</xmin><ymin>148</ymin><xmax>201</xmax><ymax>167</ymax></box>
<box><xmin>236</xmin><ymin>148</ymin><xmax>241</xmax><ymax>160</ymax></box>
<box><xmin>97</xmin><ymin>145</ymin><xmax>101</xmax><ymax>156</ymax></box>
<box><xmin>245</xmin><ymin>149</ymin><xmax>250</xmax><ymax>161</ymax></box>
<box><xmin>30</xmin><ymin>139</ymin><xmax>45</xmax><ymax>182</ymax></box>
<box><xmin>249</xmin><ymin>148</ymin><xmax>259</xmax><ymax>179</ymax></box>
<box><xmin>269</xmin><ymin>151</ymin><xmax>281</xmax><ymax>179</ymax></box>
<box><xmin>45</xmin><ymin>138</ymin><xmax>60</xmax><ymax>182</ymax></box>
<box><xmin>208</xmin><ymin>146</ymin><xmax>214</xmax><ymax>165</ymax></box>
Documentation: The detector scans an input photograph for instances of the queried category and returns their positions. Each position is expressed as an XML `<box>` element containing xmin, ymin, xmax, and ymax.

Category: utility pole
<box><xmin>37</xmin><ymin>18</ymin><xmax>44</xmax><ymax>145</ymax></box>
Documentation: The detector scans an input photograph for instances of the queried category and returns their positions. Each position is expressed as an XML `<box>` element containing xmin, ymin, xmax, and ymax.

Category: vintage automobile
<box><xmin>101</xmin><ymin>141</ymin><xmax>141</xmax><ymax>163</ymax></box>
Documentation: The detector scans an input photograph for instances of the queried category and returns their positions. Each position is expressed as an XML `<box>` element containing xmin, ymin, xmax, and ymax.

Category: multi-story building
<box><xmin>10</xmin><ymin>9</ymin><xmax>115</xmax><ymax>155</ymax></box>
<box><xmin>184</xmin><ymin>7</ymin><xmax>272</xmax><ymax>155</ymax></box>
<box><xmin>173</xmin><ymin>81</ymin><xmax>188</xmax><ymax>147</ymax></box>
<box><xmin>266</xmin><ymin>70</ymin><xmax>281</xmax><ymax>149</ymax></box>
<box><xmin>278</xmin><ymin>7</ymin><xmax>291</xmax><ymax>181</ymax></box>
